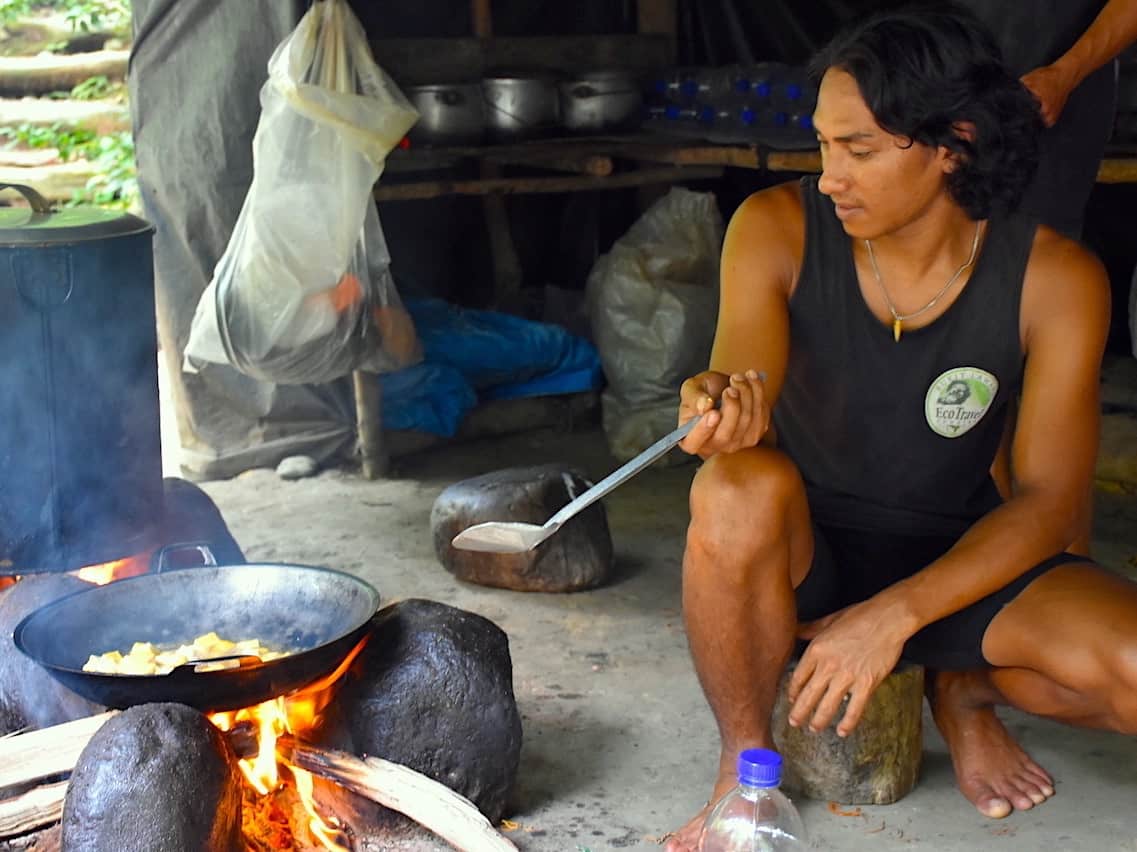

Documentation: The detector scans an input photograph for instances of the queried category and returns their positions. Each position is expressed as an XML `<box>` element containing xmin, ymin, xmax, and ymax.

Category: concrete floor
<box><xmin>190</xmin><ymin>391</ymin><xmax>1137</xmax><ymax>852</ymax></box>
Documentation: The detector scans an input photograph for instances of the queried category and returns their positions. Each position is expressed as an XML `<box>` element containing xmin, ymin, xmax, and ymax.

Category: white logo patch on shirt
<box><xmin>924</xmin><ymin>367</ymin><xmax>999</xmax><ymax>438</ymax></box>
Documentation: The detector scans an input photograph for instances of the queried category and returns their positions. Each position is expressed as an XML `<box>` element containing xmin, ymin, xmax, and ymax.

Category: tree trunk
<box><xmin>0</xmin><ymin>50</ymin><xmax>128</xmax><ymax>97</ymax></box>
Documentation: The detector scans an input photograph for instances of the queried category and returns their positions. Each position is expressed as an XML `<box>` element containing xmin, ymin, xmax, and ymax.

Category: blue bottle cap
<box><xmin>698</xmin><ymin>105</ymin><xmax>716</xmax><ymax>123</ymax></box>
<box><xmin>680</xmin><ymin>79</ymin><xmax>699</xmax><ymax>98</ymax></box>
<box><xmin>772</xmin><ymin>111</ymin><xmax>789</xmax><ymax>127</ymax></box>
<box><xmin>739</xmin><ymin>107</ymin><xmax>756</xmax><ymax>126</ymax></box>
<box><xmin>664</xmin><ymin>104</ymin><xmax>683</xmax><ymax>120</ymax></box>
<box><xmin>753</xmin><ymin>81</ymin><xmax>772</xmax><ymax>98</ymax></box>
<box><xmin>785</xmin><ymin>83</ymin><xmax>803</xmax><ymax>100</ymax></box>
<box><xmin>738</xmin><ymin>748</ymin><xmax>783</xmax><ymax>787</ymax></box>
<box><xmin>733</xmin><ymin>78</ymin><xmax>751</xmax><ymax>94</ymax></box>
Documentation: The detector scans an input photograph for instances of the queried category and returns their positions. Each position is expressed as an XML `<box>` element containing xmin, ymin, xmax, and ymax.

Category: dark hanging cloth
<box><xmin>129</xmin><ymin>0</ymin><xmax>357</xmax><ymax>481</ymax></box>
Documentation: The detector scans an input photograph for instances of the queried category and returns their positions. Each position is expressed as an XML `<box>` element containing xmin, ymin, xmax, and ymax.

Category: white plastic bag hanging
<box><xmin>185</xmin><ymin>0</ymin><xmax>421</xmax><ymax>384</ymax></box>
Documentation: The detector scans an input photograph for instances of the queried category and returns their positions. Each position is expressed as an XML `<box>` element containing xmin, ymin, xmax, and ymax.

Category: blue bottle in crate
<box><xmin>770</xmin><ymin>65</ymin><xmax>817</xmax><ymax>117</ymax></box>
<box><xmin>651</xmin><ymin>67</ymin><xmax>700</xmax><ymax>103</ymax></box>
<box><xmin>743</xmin><ymin>62</ymin><xmax>788</xmax><ymax>109</ymax></box>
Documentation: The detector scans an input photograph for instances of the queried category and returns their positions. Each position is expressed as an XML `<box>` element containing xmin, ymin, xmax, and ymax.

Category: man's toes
<box><xmin>1008</xmin><ymin>788</ymin><xmax>1037</xmax><ymax>811</ymax></box>
<box><xmin>974</xmin><ymin>789</ymin><xmax>1013</xmax><ymax>819</ymax></box>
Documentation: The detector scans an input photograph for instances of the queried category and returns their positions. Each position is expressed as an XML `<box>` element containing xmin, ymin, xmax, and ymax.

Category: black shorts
<box><xmin>793</xmin><ymin>523</ymin><xmax>1089</xmax><ymax>670</ymax></box>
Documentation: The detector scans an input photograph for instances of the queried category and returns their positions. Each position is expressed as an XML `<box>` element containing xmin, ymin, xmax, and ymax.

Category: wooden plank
<box><xmin>0</xmin><ymin>782</ymin><xmax>66</xmax><ymax>838</ymax></box>
<box><xmin>372</xmin><ymin>35</ymin><xmax>672</xmax><ymax>84</ymax></box>
<box><xmin>0</xmin><ymin>712</ymin><xmax>117</xmax><ymax>791</ymax></box>
<box><xmin>374</xmin><ymin>165</ymin><xmax>723</xmax><ymax>201</ymax></box>
<box><xmin>1097</xmin><ymin>157</ymin><xmax>1137</xmax><ymax>183</ymax></box>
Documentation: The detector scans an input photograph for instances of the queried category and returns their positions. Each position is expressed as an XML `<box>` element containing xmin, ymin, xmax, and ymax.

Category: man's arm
<box><xmin>678</xmin><ymin>181</ymin><xmax>802</xmax><ymax>457</ymax></box>
<box><xmin>880</xmin><ymin>230</ymin><xmax>1111</xmax><ymax>632</ymax></box>
<box><xmin>1022</xmin><ymin>0</ymin><xmax>1137</xmax><ymax>125</ymax></box>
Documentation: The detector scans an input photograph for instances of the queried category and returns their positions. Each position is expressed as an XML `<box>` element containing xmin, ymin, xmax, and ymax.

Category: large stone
<box><xmin>772</xmin><ymin>662</ymin><xmax>925</xmax><ymax>805</ymax></box>
<box><xmin>156</xmin><ymin>477</ymin><xmax>245</xmax><ymax>567</ymax></box>
<box><xmin>0</xmin><ymin>574</ymin><xmax>103</xmax><ymax>736</ymax></box>
<box><xmin>430</xmin><ymin>464</ymin><xmax>613</xmax><ymax>592</ymax></box>
<box><xmin>62</xmin><ymin>703</ymin><xmax>244</xmax><ymax>852</ymax></box>
<box><xmin>331</xmin><ymin>599</ymin><xmax>522</xmax><ymax>827</ymax></box>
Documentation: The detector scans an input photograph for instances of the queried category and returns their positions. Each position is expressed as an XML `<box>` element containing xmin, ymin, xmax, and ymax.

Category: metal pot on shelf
<box><xmin>481</xmin><ymin>73</ymin><xmax>560</xmax><ymax>140</ymax></box>
<box><xmin>403</xmin><ymin>82</ymin><xmax>486</xmax><ymax>146</ymax></box>
<box><xmin>557</xmin><ymin>69</ymin><xmax>643</xmax><ymax>133</ymax></box>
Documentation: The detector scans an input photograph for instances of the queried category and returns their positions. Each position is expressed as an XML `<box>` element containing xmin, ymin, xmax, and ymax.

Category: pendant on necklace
<box><xmin>892</xmin><ymin>317</ymin><xmax>902</xmax><ymax>343</ymax></box>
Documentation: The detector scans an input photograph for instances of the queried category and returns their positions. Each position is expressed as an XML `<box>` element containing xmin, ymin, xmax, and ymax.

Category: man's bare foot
<box><xmin>930</xmin><ymin>671</ymin><xmax>1055</xmax><ymax>819</ymax></box>
<box><xmin>663</xmin><ymin>767</ymin><xmax>736</xmax><ymax>851</ymax></box>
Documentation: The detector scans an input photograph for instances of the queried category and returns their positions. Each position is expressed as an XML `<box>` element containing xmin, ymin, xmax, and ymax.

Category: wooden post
<box><xmin>469</xmin><ymin>0</ymin><xmax>525</xmax><ymax>308</ymax></box>
<box><xmin>635</xmin><ymin>0</ymin><xmax>680</xmax><ymax>210</ymax></box>
<box><xmin>636</xmin><ymin>0</ymin><xmax>678</xmax><ymax>64</ymax></box>
<box><xmin>352</xmin><ymin>370</ymin><xmax>387</xmax><ymax>480</ymax></box>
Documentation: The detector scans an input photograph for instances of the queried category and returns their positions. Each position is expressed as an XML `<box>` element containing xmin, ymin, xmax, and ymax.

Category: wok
<box><xmin>13</xmin><ymin>563</ymin><xmax>380</xmax><ymax>713</ymax></box>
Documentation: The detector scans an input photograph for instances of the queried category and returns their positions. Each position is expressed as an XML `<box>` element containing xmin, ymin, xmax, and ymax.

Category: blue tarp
<box><xmin>378</xmin><ymin>299</ymin><xmax>604</xmax><ymax>436</ymax></box>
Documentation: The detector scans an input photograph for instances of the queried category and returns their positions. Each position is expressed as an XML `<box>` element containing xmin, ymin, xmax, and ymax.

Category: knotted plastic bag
<box><xmin>185</xmin><ymin>0</ymin><xmax>421</xmax><ymax>384</ymax></box>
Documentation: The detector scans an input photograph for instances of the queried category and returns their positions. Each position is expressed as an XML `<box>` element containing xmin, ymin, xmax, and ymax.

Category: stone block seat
<box><xmin>772</xmin><ymin>661</ymin><xmax>925</xmax><ymax>805</ymax></box>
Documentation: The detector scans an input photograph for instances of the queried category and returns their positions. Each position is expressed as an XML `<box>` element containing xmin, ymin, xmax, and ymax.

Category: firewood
<box><xmin>0</xmin><ymin>714</ymin><xmax>262</xmax><ymax>841</ymax></box>
<box><xmin>0</xmin><ymin>712</ymin><xmax>117</xmax><ymax>791</ymax></box>
<box><xmin>278</xmin><ymin>737</ymin><xmax>518</xmax><ymax>852</ymax></box>
<box><xmin>0</xmin><ymin>781</ymin><xmax>66</xmax><ymax>837</ymax></box>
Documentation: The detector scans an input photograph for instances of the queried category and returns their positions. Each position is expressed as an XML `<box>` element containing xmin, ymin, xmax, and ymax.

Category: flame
<box><xmin>210</xmin><ymin>635</ymin><xmax>368</xmax><ymax>851</ymax></box>
<box><xmin>75</xmin><ymin>557</ymin><xmax>147</xmax><ymax>585</ymax></box>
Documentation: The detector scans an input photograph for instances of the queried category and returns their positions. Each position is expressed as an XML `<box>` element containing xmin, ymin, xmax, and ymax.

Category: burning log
<box><xmin>280</xmin><ymin>737</ymin><xmax>518</xmax><ymax>852</ymax></box>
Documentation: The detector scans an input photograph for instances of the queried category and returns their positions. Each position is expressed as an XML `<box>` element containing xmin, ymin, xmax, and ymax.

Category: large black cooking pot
<box><xmin>0</xmin><ymin>183</ymin><xmax>162</xmax><ymax>574</ymax></box>
<box><xmin>13</xmin><ymin>563</ymin><xmax>381</xmax><ymax>712</ymax></box>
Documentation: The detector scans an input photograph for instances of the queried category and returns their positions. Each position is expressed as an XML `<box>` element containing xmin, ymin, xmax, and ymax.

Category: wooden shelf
<box><xmin>379</xmin><ymin>134</ymin><xmax>1137</xmax><ymax>200</ymax></box>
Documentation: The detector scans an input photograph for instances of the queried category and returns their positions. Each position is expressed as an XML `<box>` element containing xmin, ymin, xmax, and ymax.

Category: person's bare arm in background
<box><xmin>1021</xmin><ymin>0</ymin><xmax>1137</xmax><ymax>125</ymax></box>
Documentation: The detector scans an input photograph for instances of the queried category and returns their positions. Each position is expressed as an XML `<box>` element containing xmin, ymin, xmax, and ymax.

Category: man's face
<box><xmin>812</xmin><ymin>69</ymin><xmax>955</xmax><ymax>240</ymax></box>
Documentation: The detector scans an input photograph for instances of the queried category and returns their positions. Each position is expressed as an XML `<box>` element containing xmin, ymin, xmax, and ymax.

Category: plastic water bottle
<box><xmin>744</xmin><ymin>61</ymin><xmax>785</xmax><ymax>107</ymax></box>
<box><xmin>692</xmin><ymin>65</ymin><xmax>748</xmax><ymax>104</ymax></box>
<box><xmin>699</xmin><ymin>749</ymin><xmax>807</xmax><ymax>852</ymax></box>
<box><xmin>651</xmin><ymin>67</ymin><xmax>701</xmax><ymax>103</ymax></box>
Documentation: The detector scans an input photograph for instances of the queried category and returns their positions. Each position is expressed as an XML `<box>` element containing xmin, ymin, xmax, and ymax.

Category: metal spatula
<box><xmin>450</xmin><ymin>414</ymin><xmax>704</xmax><ymax>553</ymax></box>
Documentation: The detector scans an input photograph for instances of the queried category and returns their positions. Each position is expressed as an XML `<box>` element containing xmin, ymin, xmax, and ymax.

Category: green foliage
<box><xmin>1</xmin><ymin>1</ymin><xmax>136</xmax><ymax>210</ymax></box>
<box><xmin>0</xmin><ymin>121</ymin><xmax>96</xmax><ymax>159</ymax></box>
<box><xmin>0</xmin><ymin>0</ymin><xmax>130</xmax><ymax>31</ymax></box>
<box><xmin>69</xmin><ymin>74</ymin><xmax>111</xmax><ymax>100</ymax></box>
<box><xmin>0</xmin><ymin>121</ymin><xmax>137</xmax><ymax>209</ymax></box>
<box><xmin>63</xmin><ymin>0</ymin><xmax>129</xmax><ymax>33</ymax></box>
<box><xmin>73</xmin><ymin>129</ymin><xmax>136</xmax><ymax>208</ymax></box>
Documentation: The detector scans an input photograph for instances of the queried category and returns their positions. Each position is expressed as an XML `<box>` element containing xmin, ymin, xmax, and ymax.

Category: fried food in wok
<box><xmin>82</xmin><ymin>631</ymin><xmax>286</xmax><ymax>675</ymax></box>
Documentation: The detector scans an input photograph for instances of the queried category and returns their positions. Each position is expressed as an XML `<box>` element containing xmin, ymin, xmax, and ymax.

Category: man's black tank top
<box><xmin>771</xmin><ymin>177</ymin><xmax>1036</xmax><ymax>536</ymax></box>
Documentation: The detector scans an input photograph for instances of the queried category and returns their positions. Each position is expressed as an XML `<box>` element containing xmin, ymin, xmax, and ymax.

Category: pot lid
<box><xmin>0</xmin><ymin>182</ymin><xmax>152</xmax><ymax>247</ymax></box>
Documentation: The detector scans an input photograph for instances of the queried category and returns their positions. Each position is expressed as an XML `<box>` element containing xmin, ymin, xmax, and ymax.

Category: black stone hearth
<box><xmin>325</xmin><ymin>598</ymin><xmax>523</xmax><ymax>828</ymax></box>
<box><xmin>62</xmin><ymin>703</ymin><xmax>244</xmax><ymax>852</ymax></box>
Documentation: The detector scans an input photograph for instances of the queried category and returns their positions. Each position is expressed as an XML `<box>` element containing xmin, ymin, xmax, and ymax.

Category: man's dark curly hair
<box><xmin>808</xmin><ymin>1</ymin><xmax>1042</xmax><ymax>219</ymax></box>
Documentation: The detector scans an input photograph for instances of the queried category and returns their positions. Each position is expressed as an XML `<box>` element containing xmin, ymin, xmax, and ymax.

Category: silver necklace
<box><xmin>864</xmin><ymin>221</ymin><xmax>983</xmax><ymax>342</ymax></box>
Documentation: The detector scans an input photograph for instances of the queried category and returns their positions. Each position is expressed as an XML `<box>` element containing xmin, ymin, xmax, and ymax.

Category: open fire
<box><xmin>208</xmin><ymin>635</ymin><xmax>370</xmax><ymax>851</ymax></box>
